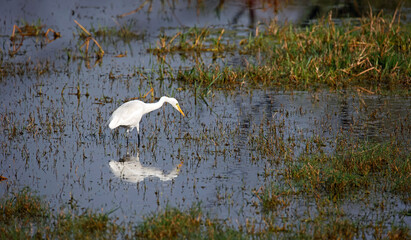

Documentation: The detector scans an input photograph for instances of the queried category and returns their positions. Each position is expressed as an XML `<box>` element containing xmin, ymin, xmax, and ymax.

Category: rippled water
<box><xmin>1</xmin><ymin>0</ymin><xmax>410</xmax><ymax>228</ymax></box>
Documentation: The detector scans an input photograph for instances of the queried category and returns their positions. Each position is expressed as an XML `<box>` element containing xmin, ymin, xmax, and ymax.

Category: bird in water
<box><xmin>108</xmin><ymin>96</ymin><xmax>185</xmax><ymax>146</ymax></box>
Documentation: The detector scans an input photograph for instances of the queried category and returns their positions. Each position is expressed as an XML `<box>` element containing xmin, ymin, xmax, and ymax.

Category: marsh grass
<box><xmin>0</xmin><ymin>192</ymin><xmax>243</xmax><ymax>239</ymax></box>
<box><xmin>8</xmin><ymin>19</ymin><xmax>61</xmax><ymax>57</ymax></box>
<box><xmin>1</xmin><ymin>189</ymin><xmax>409</xmax><ymax>239</ymax></box>
<box><xmin>53</xmin><ymin>211</ymin><xmax>121</xmax><ymax>239</ymax></box>
<box><xmin>91</xmin><ymin>23</ymin><xmax>144</xmax><ymax>42</ymax></box>
<box><xmin>149</xmin><ymin>27</ymin><xmax>235</xmax><ymax>56</ymax></box>
<box><xmin>0</xmin><ymin>188</ymin><xmax>48</xmax><ymax>221</ymax></box>
<box><xmin>74</xmin><ymin>20</ymin><xmax>105</xmax><ymax>59</ymax></box>
<box><xmin>0</xmin><ymin>189</ymin><xmax>123</xmax><ymax>239</ymax></box>
<box><xmin>135</xmin><ymin>205</ymin><xmax>202</xmax><ymax>239</ymax></box>
<box><xmin>166</xmin><ymin>10</ymin><xmax>411</xmax><ymax>92</ymax></box>
<box><xmin>0</xmin><ymin>61</ymin><xmax>45</xmax><ymax>80</ymax></box>
<box><xmin>0</xmin><ymin>188</ymin><xmax>48</xmax><ymax>238</ymax></box>
<box><xmin>253</xmin><ymin>184</ymin><xmax>292</xmax><ymax>211</ymax></box>
<box><xmin>9</xmin><ymin>19</ymin><xmax>60</xmax><ymax>41</ymax></box>
<box><xmin>285</xmin><ymin>140</ymin><xmax>410</xmax><ymax>198</ymax></box>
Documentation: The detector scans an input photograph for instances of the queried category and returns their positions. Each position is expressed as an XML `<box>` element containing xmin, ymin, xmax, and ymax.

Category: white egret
<box><xmin>108</xmin><ymin>96</ymin><xmax>185</xmax><ymax>146</ymax></box>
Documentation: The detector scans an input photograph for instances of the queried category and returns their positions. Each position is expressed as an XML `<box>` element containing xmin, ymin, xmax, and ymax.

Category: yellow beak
<box><xmin>176</xmin><ymin>104</ymin><xmax>185</xmax><ymax>117</ymax></box>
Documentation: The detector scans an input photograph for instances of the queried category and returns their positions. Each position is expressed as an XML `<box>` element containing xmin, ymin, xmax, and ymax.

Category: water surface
<box><xmin>1</xmin><ymin>0</ymin><xmax>410</xmax><ymax>230</ymax></box>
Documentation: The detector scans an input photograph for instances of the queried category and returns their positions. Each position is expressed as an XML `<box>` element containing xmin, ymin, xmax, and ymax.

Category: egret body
<box><xmin>108</xmin><ymin>96</ymin><xmax>185</xmax><ymax>146</ymax></box>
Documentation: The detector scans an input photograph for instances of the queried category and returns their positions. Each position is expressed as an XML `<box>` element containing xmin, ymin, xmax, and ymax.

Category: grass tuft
<box><xmin>0</xmin><ymin>187</ymin><xmax>48</xmax><ymax>221</ymax></box>
<box><xmin>285</xmin><ymin>140</ymin><xmax>410</xmax><ymax>198</ymax></box>
<box><xmin>135</xmin><ymin>205</ymin><xmax>202</xmax><ymax>239</ymax></box>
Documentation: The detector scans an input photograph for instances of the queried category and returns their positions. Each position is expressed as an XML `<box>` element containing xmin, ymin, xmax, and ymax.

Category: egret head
<box><xmin>163</xmin><ymin>97</ymin><xmax>185</xmax><ymax>117</ymax></box>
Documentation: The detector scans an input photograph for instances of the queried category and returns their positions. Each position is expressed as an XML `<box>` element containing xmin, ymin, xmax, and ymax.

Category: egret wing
<box><xmin>109</xmin><ymin>100</ymin><xmax>144</xmax><ymax>129</ymax></box>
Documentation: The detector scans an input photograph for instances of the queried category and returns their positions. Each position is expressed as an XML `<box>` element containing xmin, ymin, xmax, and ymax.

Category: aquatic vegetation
<box><xmin>9</xmin><ymin>19</ymin><xmax>61</xmax><ymax>56</ymax></box>
<box><xmin>149</xmin><ymin>27</ymin><xmax>236</xmax><ymax>56</ymax></box>
<box><xmin>53</xmin><ymin>211</ymin><xmax>119</xmax><ymax>239</ymax></box>
<box><xmin>74</xmin><ymin>19</ymin><xmax>105</xmax><ymax>59</ymax></box>
<box><xmin>134</xmin><ymin>205</ymin><xmax>202</xmax><ymax>239</ymax></box>
<box><xmin>253</xmin><ymin>184</ymin><xmax>291</xmax><ymax>211</ymax></box>
<box><xmin>165</xmin><ymin>10</ymin><xmax>411</xmax><ymax>93</ymax></box>
<box><xmin>285</xmin><ymin>140</ymin><xmax>410</xmax><ymax>199</ymax></box>
<box><xmin>1</xmin><ymin>2</ymin><xmax>410</xmax><ymax>240</ymax></box>
<box><xmin>10</xmin><ymin>19</ymin><xmax>60</xmax><ymax>40</ymax></box>
<box><xmin>0</xmin><ymin>189</ymin><xmax>122</xmax><ymax>239</ymax></box>
<box><xmin>0</xmin><ymin>188</ymin><xmax>49</xmax><ymax>239</ymax></box>
<box><xmin>0</xmin><ymin>59</ymin><xmax>54</xmax><ymax>79</ymax></box>
<box><xmin>135</xmin><ymin>205</ymin><xmax>247</xmax><ymax>239</ymax></box>
<box><xmin>0</xmin><ymin>188</ymin><xmax>48</xmax><ymax>221</ymax></box>
<box><xmin>91</xmin><ymin>22</ymin><xmax>144</xmax><ymax>42</ymax></box>
<box><xmin>1</xmin><ymin>189</ymin><xmax>409</xmax><ymax>239</ymax></box>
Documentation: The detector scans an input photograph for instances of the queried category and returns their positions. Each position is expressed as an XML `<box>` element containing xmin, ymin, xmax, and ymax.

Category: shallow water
<box><xmin>1</xmin><ymin>0</ymin><xmax>410</xmax><ymax>230</ymax></box>
<box><xmin>1</xmin><ymin>84</ymin><xmax>409</xmax><ymax>225</ymax></box>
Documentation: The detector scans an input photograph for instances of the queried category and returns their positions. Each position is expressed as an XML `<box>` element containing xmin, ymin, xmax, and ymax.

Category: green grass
<box><xmin>167</xmin><ymin>11</ymin><xmax>411</xmax><ymax>93</ymax></box>
<box><xmin>53</xmin><ymin>211</ymin><xmax>120</xmax><ymax>239</ymax></box>
<box><xmin>0</xmin><ymin>187</ymin><xmax>48</xmax><ymax>221</ymax></box>
<box><xmin>134</xmin><ymin>204</ymin><xmax>244</xmax><ymax>239</ymax></box>
<box><xmin>284</xmin><ymin>140</ymin><xmax>410</xmax><ymax>199</ymax></box>
<box><xmin>1</xmin><ymin>188</ymin><xmax>409</xmax><ymax>239</ymax></box>
<box><xmin>0</xmin><ymin>188</ymin><xmax>122</xmax><ymax>239</ymax></box>
<box><xmin>135</xmin><ymin>205</ymin><xmax>202</xmax><ymax>239</ymax></box>
<box><xmin>90</xmin><ymin>23</ymin><xmax>144</xmax><ymax>42</ymax></box>
<box><xmin>253</xmin><ymin>184</ymin><xmax>292</xmax><ymax>212</ymax></box>
<box><xmin>0</xmin><ymin>192</ymin><xmax>244</xmax><ymax>240</ymax></box>
<box><xmin>148</xmin><ymin>27</ymin><xmax>236</xmax><ymax>56</ymax></box>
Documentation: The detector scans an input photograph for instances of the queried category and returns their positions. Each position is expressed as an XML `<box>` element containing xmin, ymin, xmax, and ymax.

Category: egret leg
<box><xmin>138</xmin><ymin>133</ymin><xmax>140</xmax><ymax>147</ymax></box>
<box><xmin>126</xmin><ymin>129</ymin><xmax>130</xmax><ymax>147</ymax></box>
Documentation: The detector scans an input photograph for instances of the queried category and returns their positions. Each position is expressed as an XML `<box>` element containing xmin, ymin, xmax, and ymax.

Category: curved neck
<box><xmin>144</xmin><ymin>97</ymin><xmax>169</xmax><ymax>114</ymax></box>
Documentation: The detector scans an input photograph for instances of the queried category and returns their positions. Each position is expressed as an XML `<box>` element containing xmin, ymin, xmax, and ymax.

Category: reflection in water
<box><xmin>109</xmin><ymin>154</ymin><xmax>183</xmax><ymax>183</ymax></box>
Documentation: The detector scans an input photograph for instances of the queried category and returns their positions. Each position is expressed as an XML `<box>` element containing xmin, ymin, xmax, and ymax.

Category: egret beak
<box><xmin>176</xmin><ymin>104</ymin><xmax>185</xmax><ymax>117</ymax></box>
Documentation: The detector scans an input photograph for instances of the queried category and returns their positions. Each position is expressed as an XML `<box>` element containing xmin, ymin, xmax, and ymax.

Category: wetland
<box><xmin>1</xmin><ymin>0</ymin><xmax>410</xmax><ymax>239</ymax></box>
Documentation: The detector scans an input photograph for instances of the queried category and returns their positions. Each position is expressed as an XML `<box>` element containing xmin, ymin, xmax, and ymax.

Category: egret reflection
<box><xmin>109</xmin><ymin>153</ymin><xmax>183</xmax><ymax>183</ymax></box>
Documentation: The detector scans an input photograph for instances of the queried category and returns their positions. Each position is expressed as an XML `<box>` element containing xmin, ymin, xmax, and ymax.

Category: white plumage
<box><xmin>108</xmin><ymin>96</ymin><xmax>185</xmax><ymax>145</ymax></box>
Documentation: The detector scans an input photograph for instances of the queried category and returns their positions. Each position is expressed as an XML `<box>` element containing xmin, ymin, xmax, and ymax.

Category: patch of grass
<box><xmin>387</xmin><ymin>226</ymin><xmax>411</xmax><ymax>240</ymax></box>
<box><xmin>149</xmin><ymin>27</ymin><xmax>236</xmax><ymax>56</ymax></box>
<box><xmin>177</xmin><ymin>64</ymin><xmax>241</xmax><ymax>93</ymax></box>
<box><xmin>257</xmin><ymin>10</ymin><xmax>411</xmax><ymax>91</ymax></box>
<box><xmin>167</xmin><ymin>10</ymin><xmax>410</xmax><ymax>92</ymax></box>
<box><xmin>135</xmin><ymin>205</ymin><xmax>202</xmax><ymax>239</ymax></box>
<box><xmin>134</xmin><ymin>204</ymin><xmax>245</xmax><ymax>239</ymax></box>
<box><xmin>285</xmin><ymin>140</ymin><xmax>410</xmax><ymax>198</ymax></box>
<box><xmin>0</xmin><ymin>189</ymin><xmax>123</xmax><ymax>239</ymax></box>
<box><xmin>0</xmin><ymin>189</ymin><xmax>408</xmax><ymax>239</ymax></box>
<box><xmin>0</xmin><ymin>187</ymin><xmax>48</xmax><ymax>221</ymax></box>
<box><xmin>91</xmin><ymin>23</ymin><xmax>144</xmax><ymax>42</ymax></box>
<box><xmin>248</xmin><ymin>119</ymin><xmax>294</xmax><ymax>164</ymax></box>
<box><xmin>53</xmin><ymin>211</ymin><xmax>121</xmax><ymax>239</ymax></box>
<box><xmin>300</xmin><ymin>215</ymin><xmax>361</xmax><ymax>239</ymax></box>
<box><xmin>254</xmin><ymin>184</ymin><xmax>292</xmax><ymax>211</ymax></box>
<box><xmin>0</xmin><ymin>188</ymin><xmax>48</xmax><ymax>239</ymax></box>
